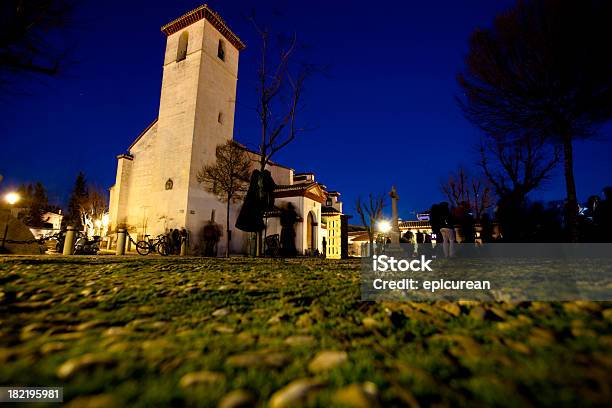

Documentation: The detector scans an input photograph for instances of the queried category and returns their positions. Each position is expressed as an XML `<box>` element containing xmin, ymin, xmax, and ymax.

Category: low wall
<box><xmin>0</xmin><ymin>210</ymin><xmax>43</xmax><ymax>254</ymax></box>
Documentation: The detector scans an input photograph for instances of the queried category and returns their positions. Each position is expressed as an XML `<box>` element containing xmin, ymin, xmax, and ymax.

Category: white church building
<box><xmin>108</xmin><ymin>5</ymin><xmax>347</xmax><ymax>257</ymax></box>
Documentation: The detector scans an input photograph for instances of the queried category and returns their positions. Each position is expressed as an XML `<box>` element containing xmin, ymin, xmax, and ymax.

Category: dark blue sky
<box><xmin>1</xmin><ymin>0</ymin><xmax>611</xmax><ymax>219</ymax></box>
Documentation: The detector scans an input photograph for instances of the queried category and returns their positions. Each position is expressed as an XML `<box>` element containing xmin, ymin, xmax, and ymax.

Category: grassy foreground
<box><xmin>0</xmin><ymin>256</ymin><xmax>610</xmax><ymax>407</ymax></box>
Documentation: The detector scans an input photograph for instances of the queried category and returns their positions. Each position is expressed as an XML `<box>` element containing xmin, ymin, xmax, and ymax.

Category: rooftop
<box><xmin>160</xmin><ymin>4</ymin><xmax>246</xmax><ymax>51</ymax></box>
<box><xmin>399</xmin><ymin>220</ymin><xmax>431</xmax><ymax>229</ymax></box>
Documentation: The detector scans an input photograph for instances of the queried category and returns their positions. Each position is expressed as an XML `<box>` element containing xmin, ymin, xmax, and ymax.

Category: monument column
<box><xmin>389</xmin><ymin>186</ymin><xmax>400</xmax><ymax>244</ymax></box>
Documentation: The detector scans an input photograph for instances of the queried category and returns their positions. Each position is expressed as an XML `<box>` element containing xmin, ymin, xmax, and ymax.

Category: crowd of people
<box><xmin>166</xmin><ymin>228</ymin><xmax>188</xmax><ymax>255</ymax></box>
<box><xmin>424</xmin><ymin>186</ymin><xmax>612</xmax><ymax>248</ymax></box>
<box><xmin>579</xmin><ymin>186</ymin><xmax>612</xmax><ymax>242</ymax></box>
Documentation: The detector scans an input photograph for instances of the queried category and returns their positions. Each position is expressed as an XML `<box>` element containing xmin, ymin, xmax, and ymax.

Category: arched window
<box><xmin>217</xmin><ymin>39</ymin><xmax>225</xmax><ymax>61</ymax></box>
<box><xmin>177</xmin><ymin>31</ymin><xmax>189</xmax><ymax>62</ymax></box>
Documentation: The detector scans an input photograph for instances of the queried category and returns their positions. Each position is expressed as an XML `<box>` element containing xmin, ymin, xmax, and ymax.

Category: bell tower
<box><xmin>151</xmin><ymin>5</ymin><xmax>245</xmax><ymax>233</ymax></box>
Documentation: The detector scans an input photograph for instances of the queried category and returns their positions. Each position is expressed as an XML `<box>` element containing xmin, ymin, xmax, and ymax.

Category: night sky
<box><xmin>1</xmin><ymin>0</ymin><xmax>611</xmax><ymax>220</ymax></box>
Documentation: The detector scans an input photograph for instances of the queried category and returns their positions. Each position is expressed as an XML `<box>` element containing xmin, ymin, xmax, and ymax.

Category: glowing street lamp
<box><xmin>101</xmin><ymin>213</ymin><xmax>109</xmax><ymax>228</ymax></box>
<box><xmin>2</xmin><ymin>192</ymin><xmax>21</xmax><ymax>250</ymax></box>
<box><xmin>5</xmin><ymin>192</ymin><xmax>19</xmax><ymax>206</ymax></box>
<box><xmin>378</xmin><ymin>220</ymin><xmax>391</xmax><ymax>234</ymax></box>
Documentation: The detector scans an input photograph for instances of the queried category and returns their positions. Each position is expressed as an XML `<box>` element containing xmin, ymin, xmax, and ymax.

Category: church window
<box><xmin>165</xmin><ymin>178</ymin><xmax>174</xmax><ymax>190</ymax></box>
<box><xmin>177</xmin><ymin>31</ymin><xmax>189</xmax><ymax>62</ymax></box>
<box><xmin>217</xmin><ymin>39</ymin><xmax>225</xmax><ymax>61</ymax></box>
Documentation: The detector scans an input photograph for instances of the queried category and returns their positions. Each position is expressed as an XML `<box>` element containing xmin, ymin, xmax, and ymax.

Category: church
<box><xmin>108</xmin><ymin>5</ymin><xmax>348</xmax><ymax>257</ymax></box>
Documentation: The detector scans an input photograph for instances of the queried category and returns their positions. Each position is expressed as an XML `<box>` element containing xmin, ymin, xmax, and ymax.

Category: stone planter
<box><xmin>492</xmin><ymin>222</ymin><xmax>502</xmax><ymax>240</ymax></box>
<box><xmin>453</xmin><ymin>224</ymin><xmax>464</xmax><ymax>243</ymax></box>
<box><xmin>474</xmin><ymin>223</ymin><xmax>483</xmax><ymax>244</ymax></box>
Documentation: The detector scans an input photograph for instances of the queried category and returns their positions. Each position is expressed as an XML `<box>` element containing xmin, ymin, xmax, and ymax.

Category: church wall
<box><xmin>108</xmin><ymin>185</ymin><xmax>116</xmax><ymax>227</ymax></box>
<box><xmin>109</xmin><ymin>155</ymin><xmax>133</xmax><ymax>230</ymax></box>
<box><xmin>302</xmin><ymin>197</ymin><xmax>323</xmax><ymax>254</ymax></box>
<box><xmin>124</xmin><ymin>123</ymin><xmax>158</xmax><ymax>236</ymax></box>
<box><xmin>148</xmin><ymin>21</ymin><xmax>208</xmax><ymax>236</ymax></box>
<box><xmin>242</xmin><ymin>150</ymin><xmax>294</xmax><ymax>186</ymax></box>
<box><xmin>188</xmin><ymin>21</ymin><xmax>239</xmax><ymax>186</ymax></box>
<box><xmin>267</xmin><ymin>163</ymin><xmax>292</xmax><ymax>186</ymax></box>
<box><xmin>184</xmin><ymin>19</ymin><xmax>242</xmax><ymax>253</ymax></box>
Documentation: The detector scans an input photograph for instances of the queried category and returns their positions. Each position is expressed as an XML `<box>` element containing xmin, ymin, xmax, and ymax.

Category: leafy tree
<box><xmin>14</xmin><ymin>182</ymin><xmax>47</xmax><ymax>227</ymax></box>
<box><xmin>197</xmin><ymin>141</ymin><xmax>252</xmax><ymax>257</ymax></box>
<box><xmin>26</xmin><ymin>182</ymin><xmax>49</xmax><ymax>227</ymax></box>
<box><xmin>65</xmin><ymin>171</ymin><xmax>87</xmax><ymax>230</ymax></box>
<box><xmin>457</xmin><ymin>0</ymin><xmax>612</xmax><ymax>240</ymax></box>
<box><xmin>16</xmin><ymin>183</ymin><xmax>33</xmax><ymax>207</ymax></box>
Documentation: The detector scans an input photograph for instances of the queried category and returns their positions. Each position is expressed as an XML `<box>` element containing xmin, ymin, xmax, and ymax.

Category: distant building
<box><xmin>399</xmin><ymin>220</ymin><xmax>432</xmax><ymax>238</ymax></box>
<box><xmin>29</xmin><ymin>211</ymin><xmax>63</xmax><ymax>239</ymax></box>
<box><xmin>347</xmin><ymin>218</ymin><xmax>433</xmax><ymax>257</ymax></box>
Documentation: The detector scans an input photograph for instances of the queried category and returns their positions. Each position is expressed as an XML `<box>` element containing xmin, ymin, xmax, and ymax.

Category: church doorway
<box><xmin>306</xmin><ymin>211</ymin><xmax>317</xmax><ymax>253</ymax></box>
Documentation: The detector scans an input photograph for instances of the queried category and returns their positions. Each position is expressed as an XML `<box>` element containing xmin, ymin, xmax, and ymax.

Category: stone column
<box><xmin>474</xmin><ymin>224</ymin><xmax>483</xmax><ymax>245</ymax></box>
<box><xmin>62</xmin><ymin>226</ymin><xmax>77</xmax><ymax>255</ymax></box>
<box><xmin>389</xmin><ymin>186</ymin><xmax>401</xmax><ymax>244</ymax></box>
<box><xmin>116</xmin><ymin>229</ymin><xmax>127</xmax><ymax>256</ymax></box>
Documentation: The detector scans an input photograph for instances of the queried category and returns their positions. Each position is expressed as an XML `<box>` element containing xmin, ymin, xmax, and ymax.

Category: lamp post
<box><xmin>2</xmin><ymin>192</ymin><xmax>20</xmax><ymax>250</ymax></box>
<box><xmin>377</xmin><ymin>220</ymin><xmax>391</xmax><ymax>254</ymax></box>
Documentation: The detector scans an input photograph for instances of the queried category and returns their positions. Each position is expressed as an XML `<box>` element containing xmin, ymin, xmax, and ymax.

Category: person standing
<box><xmin>322</xmin><ymin>237</ymin><xmax>327</xmax><ymax>258</ymax></box>
<box><xmin>171</xmin><ymin>228</ymin><xmax>181</xmax><ymax>255</ymax></box>
<box><xmin>439</xmin><ymin>202</ymin><xmax>456</xmax><ymax>257</ymax></box>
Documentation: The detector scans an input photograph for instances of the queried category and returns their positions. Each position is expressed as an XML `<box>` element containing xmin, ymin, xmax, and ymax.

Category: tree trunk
<box><xmin>561</xmin><ymin>133</ymin><xmax>579</xmax><ymax>242</ymax></box>
<box><xmin>226</xmin><ymin>197</ymin><xmax>231</xmax><ymax>258</ymax></box>
<box><xmin>257</xmin><ymin>157</ymin><xmax>266</xmax><ymax>257</ymax></box>
<box><xmin>368</xmin><ymin>216</ymin><xmax>375</xmax><ymax>257</ymax></box>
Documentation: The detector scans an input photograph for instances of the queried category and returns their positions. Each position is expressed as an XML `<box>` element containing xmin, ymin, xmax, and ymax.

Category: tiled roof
<box><xmin>274</xmin><ymin>182</ymin><xmax>316</xmax><ymax>193</ymax></box>
<box><xmin>321</xmin><ymin>206</ymin><xmax>341</xmax><ymax>215</ymax></box>
<box><xmin>399</xmin><ymin>220</ymin><xmax>431</xmax><ymax>229</ymax></box>
<box><xmin>160</xmin><ymin>4</ymin><xmax>246</xmax><ymax>51</ymax></box>
<box><xmin>349</xmin><ymin>232</ymin><xmax>371</xmax><ymax>242</ymax></box>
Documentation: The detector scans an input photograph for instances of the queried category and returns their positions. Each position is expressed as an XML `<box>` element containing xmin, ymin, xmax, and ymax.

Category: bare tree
<box><xmin>479</xmin><ymin>134</ymin><xmax>560</xmax><ymax>203</ymax></box>
<box><xmin>197</xmin><ymin>141</ymin><xmax>252</xmax><ymax>257</ymax></box>
<box><xmin>0</xmin><ymin>0</ymin><xmax>74</xmax><ymax>87</ymax></box>
<box><xmin>457</xmin><ymin>0</ymin><xmax>612</xmax><ymax>240</ymax></box>
<box><xmin>356</xmin><ymin>193</ymin><xmax>385</xmax><ymax>257</ymax></box>
<box><xmin>80</xmin><ymin>186</ymin><xmax>107</xmax><ymax>237</ymax></box>
<box><xmin>441</xmin><ymin>167</ymin><xmax>492</xmax><ymax>220</ymax></box>
<box><xmin>250</xmin><ymin>17</ymin><xmax>314</xmax><ymax>172</ymax></box>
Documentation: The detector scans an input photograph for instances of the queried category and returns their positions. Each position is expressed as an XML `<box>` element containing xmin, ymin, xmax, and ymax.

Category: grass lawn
<box><xmin>0</xmin><ymin>256</ymin><xmax>611</xmax><ymax>407</ymax></box>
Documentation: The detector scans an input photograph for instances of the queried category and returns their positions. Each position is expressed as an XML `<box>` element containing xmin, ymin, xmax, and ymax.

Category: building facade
<box><xmin>108</xmin><ymin>5</ymin><xmax>345</xmax><ymax>256</ymax></box>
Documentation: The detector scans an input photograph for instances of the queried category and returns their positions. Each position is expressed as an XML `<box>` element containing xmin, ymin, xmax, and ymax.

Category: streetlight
<box><xmin>377</xmin><ymin>220</ymin><xmax>391</xmax><ymax>233</ymax></box>
<box><xmin>5</xmin><ymin>192</ymin><xmax>19</xmax><ymax>206</ymax></box>
<box><xmin>2</xmin><ymin>192</ymin><xmax>20</xmax><ymax>250</ymax></box>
